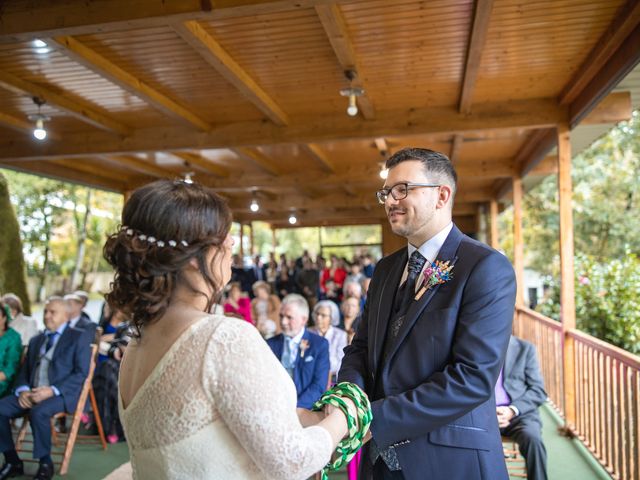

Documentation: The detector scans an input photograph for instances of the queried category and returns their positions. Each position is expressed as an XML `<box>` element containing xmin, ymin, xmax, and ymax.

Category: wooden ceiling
<box><xmin>0</xmin><ymin>0</ymin><xmax>638</xmax><ymax>230</ymax></box>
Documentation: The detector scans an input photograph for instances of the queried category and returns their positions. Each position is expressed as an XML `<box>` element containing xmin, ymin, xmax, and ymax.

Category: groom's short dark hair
<box><xmin>385</xmin><ymin>148</ymin><xmax>457</xmax><ymax>195</ymax></box>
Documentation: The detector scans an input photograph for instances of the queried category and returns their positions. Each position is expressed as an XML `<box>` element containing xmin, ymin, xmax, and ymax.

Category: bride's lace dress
<box><xmin>119</xmin><ymin>315</ymin><xmax>333</xmax><ymax>479</ymax></box>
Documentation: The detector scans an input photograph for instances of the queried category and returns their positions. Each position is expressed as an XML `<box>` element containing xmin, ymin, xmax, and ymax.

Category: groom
<box><xmin>338</xmin><ymin>148</ymin><xmax>516</xmax><ymax>479</ymax></box>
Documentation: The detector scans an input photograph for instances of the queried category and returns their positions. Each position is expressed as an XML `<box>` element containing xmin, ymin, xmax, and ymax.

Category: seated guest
<box><xmin>223</xmin><ymin>282</ymin><xmax>253</xmax><ymax>324</ymax></box>
<box><xmin>250</xmin><ymin>281</ymin><xmax>281</xmax><ymax>339</ymax></box>
<box><xmin>266</xmin><ymin>294</ymin><xmax>329</xmax><ymax>409</ymax></box>
<box><xmin>497</xmin><ymin>335</ymin><xmax>548</xmax><ymax>480</ymax></box>
<box><xmin>0</xmin><ymin>296</ymin><xmax>91</xmax><ymax>480</ymax></box>
<box><xmin>0</xmin><ymin>303</ymin><xmax>22</xmax><ymax>398</ymax></box>
<box><xmin>93</xmin><ymin>321</ymin><xmax>132</xmax><ymax>444</ymax></box>
<box><xmin>71</xmin><ymin>290</ymin><xmax>92</xmax><ymax>323</ymax></box>
<box><xmin>97</xmin><ymin>309</ymin><xmax>128</xmax><ymax>363</ymax></box>
<box><xmin>340</xmin><ymin>297</ymin><xmax>362</xmax><ymax>344</ymax></box>
<box><xmin>1</xmin><ymin>294</ymin><xmax>38</xmax><ymax>347</ymax></box>
<box><xmin>64</xmin><ymin>293</ymin><xmax>97</xmax><ymax>340</ymax></box>
<box><xmin>343</xmin><ymin>279</ymin><xmax>365</xmax><ymax>312</ymax></box>
<box><xmin>309</xmin><ymin>301</ymin><xmax>347</xmax><ymax>385</ymax></box>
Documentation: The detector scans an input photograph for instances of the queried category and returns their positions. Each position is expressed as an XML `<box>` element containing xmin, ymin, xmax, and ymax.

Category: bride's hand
<box><xmin>297</xmin><ymin>408</ymin><xmax>325</xmax><ymax>427</ymax></box>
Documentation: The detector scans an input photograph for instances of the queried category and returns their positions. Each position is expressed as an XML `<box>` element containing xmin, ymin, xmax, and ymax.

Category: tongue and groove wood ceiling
<box><xmin>0</xmin><ymin>0</ymin><xmax>638</xmax><ymax>229</ymax></box>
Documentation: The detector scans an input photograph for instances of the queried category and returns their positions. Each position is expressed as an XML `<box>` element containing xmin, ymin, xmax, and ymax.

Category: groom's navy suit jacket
<box><xmin>339</xmin><ymin>225</ymin><xmax>516</xmax><ymax>480</ymax></box>
<box><xmin>267</xmin><ymin>329</ymin><xmax>330</xmax><ymax>409</ymax></box>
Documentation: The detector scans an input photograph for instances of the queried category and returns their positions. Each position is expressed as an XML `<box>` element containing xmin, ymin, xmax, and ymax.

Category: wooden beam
<box><xmin>569</xmin><ymin>23</ymin><xmax>640</xmax><ymax>128</ymax></box>
<box><xmin>489</xmin><ymin>198</ymin><xmax>499</xmax><ymax>249</ymax></box>
<box><xmin>315</xmin><ymin>3</ymin><xmax>375</xmax><ymax>120</ymax></box>
<box><xmin>0</xmin><ymin>160</ymin><xmax>125</xmax><ymax>191</ymax></box>
<box><xmin>49</xmin><ymin>36</ymin><xmax>211</xmax><ymax>131</ymax></box>
<box><xmin>449</xmin><ymin>134</ymin><xmax>463</xmax><ymax>163</ymax></box>
<box><xmin>232</xmin><ymin>147</ymin><xmax>283</xmax><ymax>175</ymax></box>
<box><xmin>581</xmin><ymin>91</ymin><xmax>632</xmax><ymax>125</ymax></box>
<box><xmin>106</xmin><ymin>155</ymin><xmax>175</xmax><ymax>178</ymax></box>
<box><xmin>173</xmin><ymin>21</ymin><xmax>289</xmax><ymax>126</ymax></box>
<box><xmin>557</xmin><ymin>123</ymin><xmax>577</xmax><ymax>430</ymax></box>
<box><xmin>0</xmin><ymin>0</ymin><xmax>340</xmax><ymax>43</ymax></box>
<box><xmin>0</xmin><ymin>111</ymin><xmax>60</xmax><ymax>140</ymax></box>
<box><xmin>51</xmin><ymin>158</ymin><xmax>136</xmax><ymax>181</ymax></box>
<box><xmin>0</xmin><ymin>70</ymin><xmax>129</xmax><ymax>135</ymax></box>
<box><xmin>0</xmin><ymin>98</ymin><xmax>568</xmax><ymax>161</ymax></box>
<box><xmin>459</xmin><ymin>0</ymin><xmax>495</xmax><ymax>114</ymax></box>
<box><xmin>559</xmin><ymin>0</ymin><xmax>640</xmax><ymax>106</ymax></box>
<box><xmin>172</xmin><ymin>152</ymin><xmax>230</xmax><ymax>177</ymax></box>
<box><xmin>300</xmin><ymin>144</ymin><xmax>337</xmax><ymax>173</ymax></box>
<box><xmin>529</xmin><ymin>155</ymin><xmax>558</xmax><ymax>176</ymax></box>
<box><xmin>512</xmin><ymin>176</ymin><xmax>524</xmax><ymax>307</ymax></box>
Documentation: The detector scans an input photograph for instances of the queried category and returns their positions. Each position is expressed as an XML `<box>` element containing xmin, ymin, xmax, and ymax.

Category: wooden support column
<box><xmin>239</xmin><ymin>223</ymin><xmax>245</xmax><ymax>259</ymax></box>
<box><xmin>557</xmin><ymin>123</ymin><xmax>576</xmax><ymax>429</ymax></box>
<box><xmin>271</xmin><ymin>226</ymin><xmax>277</xmax><ymax>253</ymax></box>
<box><xmin>249</xmin><ymin>222</ymin><xmax>255</xmax><ymax>256</ymax></box>
<box><xmin>512</xmin><ymin>177</ymin><xmax>524</xmax><ymax>307</ymax></box>
<box><xmin>489</xmin><ymin>198</ymin><xmax>499</xmax><ymax>249</ymax></box>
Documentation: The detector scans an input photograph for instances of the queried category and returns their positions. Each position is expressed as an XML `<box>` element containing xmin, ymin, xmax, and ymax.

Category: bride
<box><xmin>104</xmin><ymin>180</ymin><xmax>353</xmax><ymax>479</ymax></box>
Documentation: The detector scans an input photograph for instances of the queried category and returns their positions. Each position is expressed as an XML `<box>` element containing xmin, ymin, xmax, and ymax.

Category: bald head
<box><xmin>43</xmin><ymin>296</ymin><xmax>69</xmax><ymax>331</ymax></box>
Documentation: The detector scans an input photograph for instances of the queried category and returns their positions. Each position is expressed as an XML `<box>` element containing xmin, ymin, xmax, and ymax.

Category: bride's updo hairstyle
<box><xmin>104</xmin><ymin>179</ymin><xmax>232</xmax><ymax>337</ymax></box>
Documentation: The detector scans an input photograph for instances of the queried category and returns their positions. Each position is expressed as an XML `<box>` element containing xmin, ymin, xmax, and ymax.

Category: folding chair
<box><xmin>16</xmin><ymin>344</ymin><xmax>107</xmax><ymax>475</ymax></box>
<box><xmin>502</xmin><ymin>436</ymin><xmax>527</xmax><ymax>478</ymax></box>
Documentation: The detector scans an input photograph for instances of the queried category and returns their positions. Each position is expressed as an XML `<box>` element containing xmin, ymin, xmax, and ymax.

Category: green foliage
<box><xmin>0</xmin><ymin>173</ymin><xmax>31</xmax><ymax>314</ymax></box>
<box><xmin>537</xmin><ymin>254</ymin><xmax>640</xmax><ymax>354</ymax></box>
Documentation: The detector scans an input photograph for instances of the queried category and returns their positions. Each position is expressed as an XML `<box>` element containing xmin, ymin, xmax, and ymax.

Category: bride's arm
<box><xmin>204</xmin><ymin>320</ymin><xmax>345</xmax><ymax>480</ymax></box>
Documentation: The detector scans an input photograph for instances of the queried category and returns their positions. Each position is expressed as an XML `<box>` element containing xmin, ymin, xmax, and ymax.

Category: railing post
<box><xmin>558</xmin><ymin>122</ymin><xmax>577</xmax><ymax>430</ymax></box>
<box><xmin>512</xmin><ymin>177</ymin><xmax>525</xmax><ymax>307</ymax></box>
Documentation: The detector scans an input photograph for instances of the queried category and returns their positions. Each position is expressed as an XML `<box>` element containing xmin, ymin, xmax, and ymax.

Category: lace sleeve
<box><xmin>203</xmin><ymin>319</ymin><xmax>333</xmax><ymax>480</ymax></box>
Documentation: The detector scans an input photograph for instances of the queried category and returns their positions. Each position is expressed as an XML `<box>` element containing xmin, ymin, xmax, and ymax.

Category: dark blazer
<box><xmin>267</xmin><ymin>330</ymin><xmax>330</xmax><ymax>409</ymax></box>
<box><xmin>16</xmin><ymin>326</ymin><xmax>92</xmax><ymax>413</ymax></box>
<box><xmin>339</xmin><ymin>225</ymin><xmax>516</xmax><ymax>480</ymax></box>
<box><xmin>73</xmin><ymin>316</ymin><xmax>98</xmax><ymax>342</ymax></box>
<box><xmin>503</xmin><ymin>335</ymin><xmax>547</xmax><ymax>419</ymax></box>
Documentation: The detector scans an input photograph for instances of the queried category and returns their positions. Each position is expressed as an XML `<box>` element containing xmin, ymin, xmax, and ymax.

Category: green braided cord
<box><xmin>312</xmin><ymin>382</ymin><xmax>372</xmax><ymax>480</ymax></box>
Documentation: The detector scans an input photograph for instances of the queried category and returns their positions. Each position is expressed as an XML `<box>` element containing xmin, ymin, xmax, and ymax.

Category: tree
<box><xmin>0</xmin><ymin>173</ymin><xmax>31</xmax><ymax>314</ymax></box>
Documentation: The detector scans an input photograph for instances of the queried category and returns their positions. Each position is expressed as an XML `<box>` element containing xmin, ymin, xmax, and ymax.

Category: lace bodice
<box><xmin>119</xmin><ymin>315</ymin><xmax>333</xmax><ymax>480</ymax></box>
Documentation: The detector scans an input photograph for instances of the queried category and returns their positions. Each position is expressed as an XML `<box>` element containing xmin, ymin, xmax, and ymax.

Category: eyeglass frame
<box><xmin>376</xmin><ymin>182</ymin><xmax>441</xmax><ymax>205</ymax></box>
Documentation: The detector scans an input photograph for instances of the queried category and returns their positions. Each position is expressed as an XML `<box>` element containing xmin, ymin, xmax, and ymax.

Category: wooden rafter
<box><xmin>449</xmin><ymin>134</ymin><xmax>462</xmax><ymax>163</ymax></box>
<box><xmin>173</xmin><ymin>21</ymin><xmax>289</xmax><ymax>126</ymax></box>
<box><xmin>559</xmin><ymin>0</ymin><xmax>640</xmax><ymax>107</ymax></box>
<box><xmin>172</xmin><ymin>152</ymin><xmax>230</xmax><ymax>178</ymax></box>
<box><xmin>300</xmin><ymin>144</ymin><xmax>337</xmax><ymax>173</ymax></box>
<box><xmin>0</xmin><ymin>70</ymin><xmax>129</xmax><ymax>135</ymax></box>
<box><xmin>315</xmin><ymin>3</ymin><xmax>375</xmax><ymax>120</ymax></box>
<box><xmin>49</xmin><ymin>36</ymin><xmax>211</xmax><ymax>131</ymax></box>
<box><xmin>232</xmin><ymin>147</ymin><xmax>283</xmax><ymax>176</ymax></box>
<box><xmin>51</xmin><ymin>158</ymin><xmax>136</xmax><ymax>181</ymax></box>
<box><xmin>0</xmin><ymin>98</ymin><xmax>568</xmax><ymax>161</ymax></box>
<box><xmin>459</xmin><ymin>0</ymin><xmax>495</xmax><ymax>114</ymax></box>
<box><xmin>0</xmin><ymin>0</ymin><xmax>339</xmax><ymax>43</ymax></box>
<box><xmin>105</xmin><ymin>155</ymin><xmax>175</xmax><ymax>178</ymax></box>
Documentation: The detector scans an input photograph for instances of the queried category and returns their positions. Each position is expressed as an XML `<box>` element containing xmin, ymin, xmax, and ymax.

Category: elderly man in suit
<box><xmin>496</xmin><ymin>335</ymin><xmax>548</xmax><ymax>480</ymax></box>
<box><xmin>267</xmin><ymin>293</ymin><xmax>330</xmax><ymax>409</ymax></box>
<box><xmin>64</xmin><ymin>293</ymin><xmax>97</xmax><ymax>341</ymax></box>
<box><xmin>0</xmin><ymin>296</ymin><xmax>91</xmax><ymax>480</ymax></box>
<box><xmin>338</xmin><ymin>148</ymin><xmax>516</xmax><ymax>480</ymax></box>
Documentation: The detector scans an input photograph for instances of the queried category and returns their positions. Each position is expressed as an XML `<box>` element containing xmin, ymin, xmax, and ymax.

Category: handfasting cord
<box><xmin>311</xmin><ymin>382</ymin><xmax>372</xmax><ymax>480</ymax></box>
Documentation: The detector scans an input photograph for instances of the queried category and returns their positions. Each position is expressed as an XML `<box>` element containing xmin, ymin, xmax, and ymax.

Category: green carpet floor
<box><xmin>9</xmin><ymin>402</ymin><xmax>610</xmax><ymax>479</ymax></box>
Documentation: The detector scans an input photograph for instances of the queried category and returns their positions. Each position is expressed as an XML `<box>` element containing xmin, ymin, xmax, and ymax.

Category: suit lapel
<box><xmin>294</xmin><ymin>330</ymin><xmax>310</xmax><ymax>388</ymax></box>
<box><xmin>371</xmin><ymin>249</ymin><xmax>407</xmax><ymax>375</ymax></box>
<box><xmin>503</xmin><ymin>336</ymin><xmax>518</xmax><ymax>388</ymax></box>
<box><xmin>387</xmin><ymin>225</ymin><xmax>465</xmax><ymax>365</ymax></box>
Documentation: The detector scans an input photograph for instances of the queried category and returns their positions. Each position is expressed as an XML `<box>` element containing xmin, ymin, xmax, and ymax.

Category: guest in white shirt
<box><xmin>310</xmin><ymin>300</ymin><xmax>347</xmax><ymax>386</ymax></box>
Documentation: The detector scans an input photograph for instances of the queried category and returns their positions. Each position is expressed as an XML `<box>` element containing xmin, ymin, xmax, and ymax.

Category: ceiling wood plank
<box><xmin>568</xmin><ymin>23</ymin><xmax>640</xmax><ymax>128</ymax></box>
<box><xmin>559</xmin><ymin>0</ymin><xmax>640</xmax><ymax>107</ymax></box>
<box><xmin>458</xmin><ymin>0</ymin><xmax>495</xmax><ymax>114</ymax></box>
<box><xmin>105</xmin><ymin>155</ymin><xmax>176</xmax><ymax>178</ymax></box>
<box><xmin>0</xmin><ymin>70</ymin><xmax>129</xmax><ymax>135</ymax></box>
<box><xmin>315</xmin><ymin>3</ymin><xmax>375</xmax><ymax>119</ymax></box>
<box><xmin>51</xmin><ymin>158</ymin><xmax>136</xmax><ymax>181</ymax></box>
<box><xmin>0</xmin><ymin>98</ymin><xmax>568</xmax><ymax>161</ymax></box>
<box><xmin>0</xmin><ymin>0</ymin><xmax>340</xmax><ymax>43</ymax></box>
<box><xmin>173</xmin><ymin>21</ymin><xmax>289</xmax><ymax>126</ymax></box>
<box><xmin>172</xmin><ymin>152</ymin><xmax>230</xmax><ymax>178</ymax></box>
<box><xmin>300</xmin><ymin>144</ymin><xmax>337</xmax><ymax>173</ymax></box>
<box><xmin>50</xmin><ymin>36</ymin><xmax>212</xmax><ymax>131</ymax></box>
<box><xmin>232</xmin><ymin>147</ymin><xmax>283</xmax><ymax>175</ymax></box>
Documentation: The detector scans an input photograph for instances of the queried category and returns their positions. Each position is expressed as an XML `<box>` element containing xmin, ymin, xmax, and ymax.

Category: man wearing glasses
<box><xmin>338</xmin><ymin>148</ymin><xmax>516</xmax><ymax>480</ymax></box>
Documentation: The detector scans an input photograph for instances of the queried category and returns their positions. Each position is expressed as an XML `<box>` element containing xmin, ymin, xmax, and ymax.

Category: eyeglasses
<box><xmin>376</xmin><ymin>182</ymin><xmax>440</xmax><ymax>204</ymax></box>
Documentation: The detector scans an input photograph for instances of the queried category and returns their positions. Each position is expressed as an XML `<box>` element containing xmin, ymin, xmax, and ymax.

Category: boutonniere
<box><xmin>415</xmin><ymin>260</ymin><xmax>454</xmax><ymax>300</ymax></box>
<box><xmin>299</xmin><ymin>339</ymin><xmax>310</xmax><ymax>358</ymax></box>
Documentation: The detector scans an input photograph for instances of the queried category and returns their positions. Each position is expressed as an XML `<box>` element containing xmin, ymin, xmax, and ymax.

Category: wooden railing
<box><xmin>513</xmin><ymin>307</ymin><xmax>564</xmax><ymax>415</ymax></box>
<box><xmin>515</xmin><ymin>307</ymin><xmax>640</xmax><ymax>480</ymax></box>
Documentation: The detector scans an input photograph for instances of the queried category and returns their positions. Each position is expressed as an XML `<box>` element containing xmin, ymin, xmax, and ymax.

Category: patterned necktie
<box><xmin>397</xmin><ymin>250</ymin><xmax>427</xmax><ymax>316</ymax></box>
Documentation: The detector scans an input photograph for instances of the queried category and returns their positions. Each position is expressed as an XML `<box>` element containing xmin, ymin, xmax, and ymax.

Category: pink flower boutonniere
<box><xmin>415</xmin><ymin>260</ymin><xmax>454</xmax><ymax>300</ymax></box>
<box><xmin>299</xmin><ymin>339</ymin><xmax>310</xmax><ymax>358</ymax></box>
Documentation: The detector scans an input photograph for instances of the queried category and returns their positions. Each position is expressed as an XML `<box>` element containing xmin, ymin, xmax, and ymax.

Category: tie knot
<box><xmin>407</xmin><ymin>251</ymin><xmax>426</xmax><ymax>276</ymax></box>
